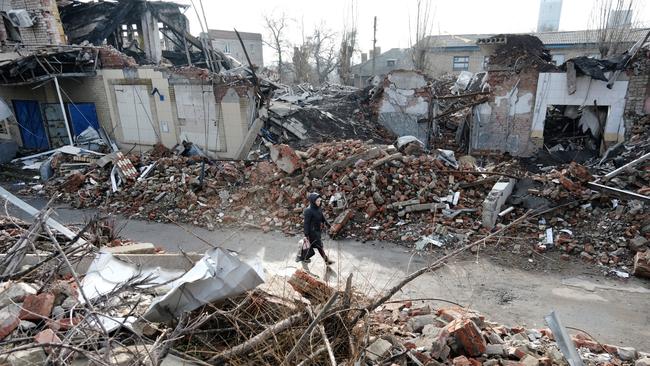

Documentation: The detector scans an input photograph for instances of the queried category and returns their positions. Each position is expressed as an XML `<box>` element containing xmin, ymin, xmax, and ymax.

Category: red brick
<box><xmin>453</xmin><ymin>356</ymin><xmax>472</xmax><ymax>366</ymax></box>
<box><xmin>19</xmin><ymin>293</ymin><xmax>55</xmax><ymax>321</ymax></box>
<box><xmin>571</xmin><ymin>337</ymin><xmax>602</xmax><ymax>353</ymax></box>
<box><xmin>446</xmin><ymin>318</ymin><xmax>487</xmax><ymax>357</ymax></box>
<box><xmin>539</xmin><ymin>328</ymin><xmax>554</xmax><ymax>340</ymax></box>
<box><xmin>0</xmin><ymin>316</ymin><xmax>19</xmax><ymax>340</ymax></box>
<box><xmin>437</xmin><ymin>307</ymin><xmax>485</xmax><ymax>326</ymax></box>
<box><xmin>270</xmin><ymin>144</ymin><xmax>303</xmax><ymax>174</ymax></box>
<box><xmin>508</xmin><ymin>346</ymin><xmax>529</xmax><ymax>359</ymax></box>
<box><xmin>47</xmin><ymin>317</ymin><xmax>82</xmax><ymax>331</ymax></box>
<box><xmin>35</xmin><ymin>329</ymin><xmax>61</xmax><ymax>354</ymax></box>
<box><xmin>365</xmin><ymin>203</ymin><xmax>378</xmax><ymax>218</ymax></box>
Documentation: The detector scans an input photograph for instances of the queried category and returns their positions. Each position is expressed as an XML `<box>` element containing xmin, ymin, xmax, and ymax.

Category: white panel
<box><xmin>532</xmin><ymin>73</ymin><xmax>628</xmax><ymax>140</ymax></box>
<box><xmin>114</xmin><ymin>85</ymin><xmax>157</xmax><ymax>144</ymax></box>
<box><xmin>175</xmin><ymin>84</ymin><xmax>220</xmax><ymax>151</ymax></box>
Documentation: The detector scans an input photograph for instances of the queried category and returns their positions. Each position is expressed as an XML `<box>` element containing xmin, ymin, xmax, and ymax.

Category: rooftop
<box><xmin>206</xmin><ymin>29</ymin><xmax>263</xmax><ymax>41</ymax></box>
<box><xmin>421</xmin><ymin>28</ymin><xmax>650</xmax><ymax>48</ymax></box>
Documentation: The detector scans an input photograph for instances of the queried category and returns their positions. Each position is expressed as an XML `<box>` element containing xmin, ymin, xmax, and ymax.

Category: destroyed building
<box><xmin>465</xmin><ymin>33</ymin><xmax>650</xmax><ymax>158</ymax></box>
<box><xmin>0</xmin><ymin>0</ymin><xmax>267</xmax><ymax>161</ymax></box>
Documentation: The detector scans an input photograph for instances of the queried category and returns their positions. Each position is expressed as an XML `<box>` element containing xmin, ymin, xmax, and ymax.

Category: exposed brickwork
<box><xmin>10</xmin><ymin>0</ymin><xmax>65</xmax><ymax>46</ymax></box>
<box><xmin>473</xmin><ymin>68</ymin><xmax>539</xmax><ymax>157</ymax></box>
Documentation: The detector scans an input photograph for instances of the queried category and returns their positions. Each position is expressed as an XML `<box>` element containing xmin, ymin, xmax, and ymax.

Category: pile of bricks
<box><xmin>98</xmin><ymin>46</ymin><xmax>138</xmax><ymax>68</ymax></box>
<box><xmin>36</xmin><ymin>138</ymin><xmax>649</xmax><ymax>275</ymax></box>
<box><xmin>369</xmin><ymin>302</ymin><xmax>650</xmax><ymax>366</ymax></box>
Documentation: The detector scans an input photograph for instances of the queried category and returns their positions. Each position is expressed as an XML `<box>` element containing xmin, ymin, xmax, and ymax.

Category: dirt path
<box><xmin>7</xmin><ymin>196</ymin><xmax>650</xmax><ymax>351</ymax></box>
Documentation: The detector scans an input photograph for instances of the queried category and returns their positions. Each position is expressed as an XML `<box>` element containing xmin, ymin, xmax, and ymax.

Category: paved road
<box><xmin>6</xmin><ymin>194</ymin><xmax>650</xmax><ymax>351</ymax></box>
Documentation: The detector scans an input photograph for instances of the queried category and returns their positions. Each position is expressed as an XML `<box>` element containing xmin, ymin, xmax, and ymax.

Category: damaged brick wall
<box><xmin>624</xmin><ymin>49</ymin><xmax>650</xmax><ymax>118</ymax></box>
<box><xmin>10</xmin><ymin>0</ymin><xmax>65</xmax><ymax>46</ymax></box>
<box><xmin>471</xmin><ymin>69</ymin><xmax>539</xmax><ymax>157</ymax></box>
<box><xmin>374</xmin><ymin>70</ymin><xmax>433</xmax><ymax>146</ymax></box>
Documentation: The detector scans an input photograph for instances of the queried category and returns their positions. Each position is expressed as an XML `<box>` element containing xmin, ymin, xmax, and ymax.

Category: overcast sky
<box><xmin>176</xmin><ymin>0</ymin><xmax>650</xmax><ymax>66</ymax></box>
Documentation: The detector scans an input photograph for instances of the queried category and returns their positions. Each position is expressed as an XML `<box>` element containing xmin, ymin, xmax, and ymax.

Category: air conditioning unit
<box><xmin>7</xmin><ymin>10</ymin><xmax>34</xmax><ymax>28</ymax></box>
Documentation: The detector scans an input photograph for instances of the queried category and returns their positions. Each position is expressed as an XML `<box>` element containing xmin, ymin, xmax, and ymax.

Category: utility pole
<box><xmin>372</xmin><ymin>16</ymin><xmax>377</xmax><ymax>79</ymax></box>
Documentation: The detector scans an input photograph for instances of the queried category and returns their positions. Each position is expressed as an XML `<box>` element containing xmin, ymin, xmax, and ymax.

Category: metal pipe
<box><xmin>53</xmin><ymin>76</ymin><xmax>74</xmax><ymax>146</ymax></box>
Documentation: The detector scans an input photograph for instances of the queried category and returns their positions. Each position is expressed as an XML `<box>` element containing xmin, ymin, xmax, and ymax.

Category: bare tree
<box><xmin>292</xmin><ymin>45</ymin><xmax>312</xmax><ymax>84</ymax></box>
<box><xmin>338</xmin><ymin>0</ymin><xmax>358</xmax><ymax>86</ymax></box>
<box><xmin>263</xmin><ymin>13</ymin><xmax>289</xmax><ymax>82</ymax></box>
<box><xmin>310</xmin><ymin>26</ymin><xmax>338</xmax><ymax>84</ymax></box>
<box><xmin>410</xmin><ymin>0</ymin><xmax>435</xmax><ymax>71</ymax></box>
<box><xmin>589</xmin><ymin>0</ymin><xmax>641</xmax><ymax>57</ymax></box>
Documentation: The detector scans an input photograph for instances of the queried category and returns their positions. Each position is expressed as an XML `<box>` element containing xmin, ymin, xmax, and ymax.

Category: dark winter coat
<box><xmin>303</xmin><ymin>193</ymin><xmax>328</xmax><ymax>242</ymax></box>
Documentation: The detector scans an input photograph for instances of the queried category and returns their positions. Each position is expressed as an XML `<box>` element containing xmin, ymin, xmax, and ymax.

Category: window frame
<box><xmin>453</xmin><ymin>56</ymin><xmax>470</xmax><ymax>71</ymax></box>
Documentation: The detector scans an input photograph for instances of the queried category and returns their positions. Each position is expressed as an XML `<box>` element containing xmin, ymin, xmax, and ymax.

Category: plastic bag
<box><xmin>299</xmin><ymin>237</ymin><xmax>310</xmax><ymax>250</ymax></box>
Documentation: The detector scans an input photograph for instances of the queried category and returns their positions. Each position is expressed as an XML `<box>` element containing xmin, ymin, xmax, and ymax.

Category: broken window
<box><xmin>452</xmin><ymin>56</ymin><xmax>469</xmax><ymax>71</ymax></box>
<box><xmin>551</xmin><ymin>54</ymin><xmax>565</xmax><ymax>65</ymax></box>
<box><xmin>386</xmin><ymin>59</ymin><xmax>396</xmax><ymax>67</ymax></box>
<box><xmin>542</xmin><ymin>105</ymin><xmax>607</xmax><ymax>157</ymax></box>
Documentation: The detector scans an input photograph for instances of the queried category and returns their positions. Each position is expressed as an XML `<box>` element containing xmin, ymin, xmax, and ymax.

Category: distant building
<box><xmin>608</xmin><ymin>9</ymin><xmax>633</xmax><ymax>28</ymax></box>
<box><xmin>350</xmin><ymin>48</ymin><xmax>414</xmax><ymax>87</ymax></box>
<box><xmin>205</xmin><ymin>29</ymin><xmax>264</xmax><ymax>68</ymax></box>
<box><xmin>419</xmin><ymin>28</ymin><xmax>648</xmax><ymax>76</ymax></box>
<box><xmin>537</xmin><ymin>0</ymin><xmax>563</xmax><ymax>32</ymax></box>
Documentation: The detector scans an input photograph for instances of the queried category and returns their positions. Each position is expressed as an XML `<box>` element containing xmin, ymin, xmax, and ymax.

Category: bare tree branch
<box><xmin>263</xmin><ymin>13</ymin><xmax>289</xmax><ymax>82</ymax></box>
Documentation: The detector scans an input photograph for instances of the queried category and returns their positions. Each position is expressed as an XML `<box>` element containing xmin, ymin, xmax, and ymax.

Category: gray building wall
<box><xmin>351</xmin><ymin>48</ymin><xmax>414</xmax><ymax>87</ymax></box>
<box><xmin>206</xmin><ymin>29</ymin><xmax>263</xmax><ymax>68</ymax></box>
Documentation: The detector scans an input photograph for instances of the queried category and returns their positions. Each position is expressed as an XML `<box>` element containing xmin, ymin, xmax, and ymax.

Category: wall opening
<box><xmin>542</xmin><ymin>104</ymin><xmax>608</xmax><ymax>161</ymax></box>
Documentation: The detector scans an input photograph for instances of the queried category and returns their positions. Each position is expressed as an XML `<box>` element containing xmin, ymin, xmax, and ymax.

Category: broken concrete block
<box><xmin>0</xmin><ymin>282</ymin><xmax>37</xmax><ymax>308</ymax></box>
<box><xmin>0</xmin><ymin>348</ymin><xmax>47</xmax><ymax>366</ymax></box>
<box><xmin>406</xmin><ymin>314</ymin><xmax>436</xmax><ymax>333</ymax></box>
<box><xmin>632</xmin><ymin>251</ymin><xmax>650</xmax><ymax>279</ymax></box>
<box><xmin>636</xmin><ymin>357</ymin><xmax>650</xmax><ymax>366</ymax></box>
<box><xmin>19</xmin><ymin>293</ymin><xmax>55</xmax><ymax>321</ymax></box>
<box><xmin>482</xmin><ymin>178</ymin><xmax>516</xmax><ymax>229</ymax></box>
<box><xmin>486</xmin><ymin>344</ymin><xmax>506</xmax><ymax>356</ymax></box>
<box><xmin>366</xmin><ymin>338</ymin><xmax>392</xmax><ymax>361</ymax></box>
<box><xmin>329</xmin><ymin>209</ymin><xmax>353</xmax><ymax>236</ymax></box>
<box><xmin>629</xmin><ymin>236</ymin><xmax>648</xmax><ymax>252</ymax></box>
<box><xmin>521</xmin><ymin>355</ymin><xmax>540</xmax><ymax>366</ymax></box>
<box><xmin>617</xmin><ymin>346</ymin><xmax>637</xmax><ymax>361</ymax></box>
<box><xmin>446</xmin><ymin>318</ymin><xmax>487</xmax><ymax>357</ymax></box>
<box><xmin>18</xmin><ymin>320</ymin><xmax>36</xmax><ymax>331</ymax></box>
<box><xmin>102</xmin><ymin>242</ymin><xmax>157</xmax><ymax>254</ymax></box>
<box><xmin>269</xmin><ymin>144</ymin><xmax>302</xmax><ymax>174</ymax></box>
<box><xmin>0</xmin><ymin>315</ymin><xmax>19</xmax><ymax>341</ymax></box>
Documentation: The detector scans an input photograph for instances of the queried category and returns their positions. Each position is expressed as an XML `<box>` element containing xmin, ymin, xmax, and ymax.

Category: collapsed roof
<box><xmin>58</xmin><ymin>0</ymin><xmax>233</xmax><ymax>70</ymax></box>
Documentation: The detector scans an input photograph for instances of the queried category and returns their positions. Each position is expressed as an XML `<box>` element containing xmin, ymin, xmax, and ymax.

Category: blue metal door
<box><xmin>67</xmin><ymin>103</ymin><xmax>100</xmax><ymax>136</ymax></box>
<box><xmin>12</xmin><ymin>100</ymin><xmax>49</xmax><ymax>150</ymax></box>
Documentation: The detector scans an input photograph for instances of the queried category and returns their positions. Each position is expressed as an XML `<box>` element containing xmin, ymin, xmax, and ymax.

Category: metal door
<box><xmin>12</xmin><ymin>100</ymin><xmax>49</xmax><ymax>150</ymax></box>
<box><xmin>113</xmin><ymin>85</ymin><xmax>157</xmax><ymax>145</ymax></box>
<box><xmin>67</xmin><ymin>103</ymin><xmax>100</xmax><ymax>136</ymax></box>
<box><xmin>41</xmin><ymin>103</ymin><xmax>70</xmax><ymax>148</ymax></box>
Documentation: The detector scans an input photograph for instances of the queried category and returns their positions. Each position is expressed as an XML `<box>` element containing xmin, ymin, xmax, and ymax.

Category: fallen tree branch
<box><xmin>295</xmin><ymin>346</ymin><xmax>327</xmax><ymax>366</ymax></box>
<box><xmin>370</xmin><ymin>153</ymin><xmax>403</xmax><ymax>169</ymax></box>
<box><xmin>208</xmin><ymin>313</ymin><xmax>305</xmax><ymax>364</ymax></box>
<box><xmin>284</xmin><ymin>292</ymin><xmax>339</xmax><ymax>364</ymax></box>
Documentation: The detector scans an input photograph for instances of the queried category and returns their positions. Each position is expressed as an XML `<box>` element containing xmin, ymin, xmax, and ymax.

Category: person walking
<box><xmin>297</xmin><ymin>192</ymin><xmax>334</xmax><ymax>271</ymax></box>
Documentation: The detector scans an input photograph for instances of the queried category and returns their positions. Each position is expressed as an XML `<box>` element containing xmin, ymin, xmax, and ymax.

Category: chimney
<box><xmin>361</xmin><ymin>53</ymin><xmax>368</xmax><ymax>63</ymax></box>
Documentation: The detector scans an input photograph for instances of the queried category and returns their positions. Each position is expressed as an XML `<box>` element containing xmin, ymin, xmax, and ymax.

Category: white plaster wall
<box><xmin>532</xmin><ymin>73</ymin><xmax>628</xmax><ymax>142</ymax></box>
